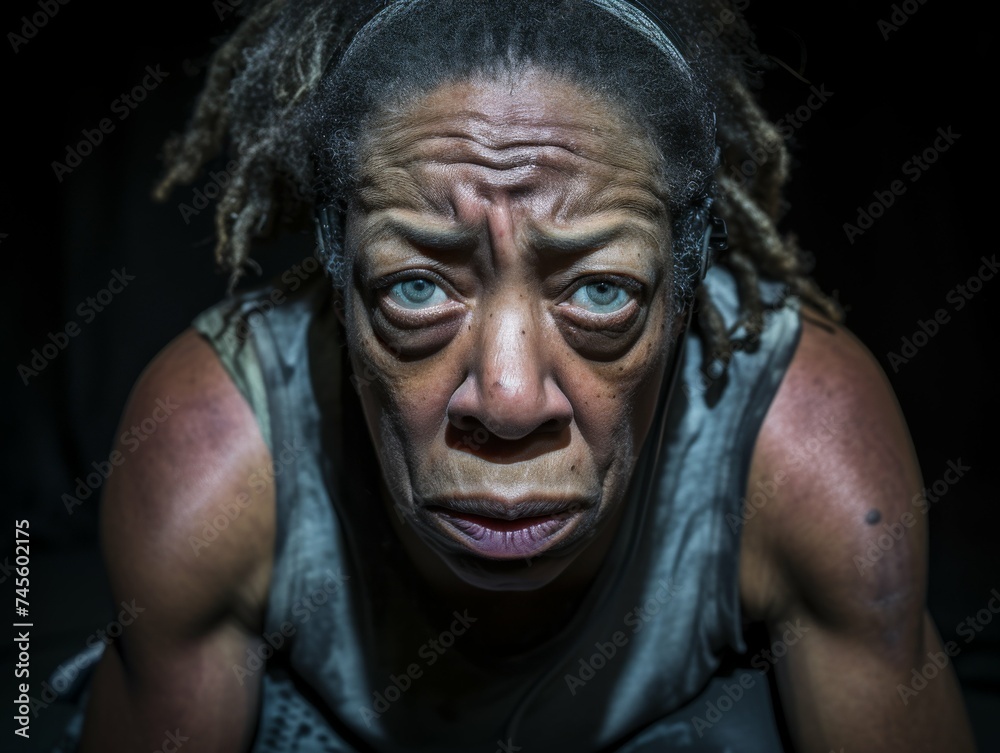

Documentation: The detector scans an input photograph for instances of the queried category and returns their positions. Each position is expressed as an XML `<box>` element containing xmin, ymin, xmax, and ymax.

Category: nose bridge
<box><xmin>479</xmin><ymin>292</ymin><xmax>542</xmax><ymax>404</ymax></box>
<box><xmin>446</xmin><ymin>191</ymin><xmax>574</xmax><ymax>440</ymax></box>
<box><xmin>449</xmin><ymin>289</ymin><xmax>571</xmax><ymax>441</ymax></box>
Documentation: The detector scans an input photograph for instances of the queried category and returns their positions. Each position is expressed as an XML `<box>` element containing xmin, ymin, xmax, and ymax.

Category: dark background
<box><xmin>2</xmin><ymin>0</ymin><xmax>996</xmax><ymax>749</ymax></box>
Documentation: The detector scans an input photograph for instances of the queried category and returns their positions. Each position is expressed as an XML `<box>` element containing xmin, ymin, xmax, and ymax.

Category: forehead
<box><xmin>352</xmin><ymin>70</ymin><xmax>668</xmax><ymax>220</ymax></box>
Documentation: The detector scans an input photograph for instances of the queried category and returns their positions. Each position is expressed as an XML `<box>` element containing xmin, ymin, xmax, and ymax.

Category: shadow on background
<box><xmin>1</xmin><ymin>0</ymin><xmax>995</xmax><ymax>749</ymax></box>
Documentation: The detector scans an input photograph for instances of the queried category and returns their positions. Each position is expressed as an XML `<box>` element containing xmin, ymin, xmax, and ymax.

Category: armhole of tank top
<box><xmin>719</xmin><ymin>293</ymin><xmax>804</xmax><ymax>653</ymax></box>
<box><xmin>191</xmin><ymin>307</ymin><xmax>274</xmax><ymax>453</ymax></box>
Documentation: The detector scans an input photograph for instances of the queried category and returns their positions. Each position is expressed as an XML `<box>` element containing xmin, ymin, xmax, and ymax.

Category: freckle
<box><xmin>521</xmin><ymin>329</ymin><xmax>525</xmax><ymax>335</ymax></box>
<box><xmin>571</xmin><ymin>465</ymin><xmax>575</xmax><ymax>471</ymax></box>
<box><xmin>865</xmin><ymin>509</ymin><xmax>882</xmax><ymax>525</ymax></box>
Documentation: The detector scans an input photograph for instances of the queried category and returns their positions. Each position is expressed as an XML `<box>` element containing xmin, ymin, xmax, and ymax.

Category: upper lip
<box><xmin>422</xmin><ymin>497</ymin><xmax>585</xmax><ymax>521</ymax></box>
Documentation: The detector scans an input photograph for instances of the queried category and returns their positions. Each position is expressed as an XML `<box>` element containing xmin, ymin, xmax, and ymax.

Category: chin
<box><xmin>439</xmin><ymin>547</ymin><xmax>581</xmax><ymax>592</ymax></box>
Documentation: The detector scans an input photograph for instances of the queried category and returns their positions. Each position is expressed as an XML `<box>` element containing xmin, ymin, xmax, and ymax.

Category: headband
<box><xmin>337</xmin><ymin>0</ymin><xmax>694</xmax><ymax>80</ymax></box>
<box><xmin>317</xmin><ymin>0</ymin><xmax>725</xmax><ymax>281</ymax></box>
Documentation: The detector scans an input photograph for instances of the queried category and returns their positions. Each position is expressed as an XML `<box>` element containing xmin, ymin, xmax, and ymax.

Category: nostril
<box><xmin>537</xmin><ymin>418</ymin><xmax>565</xmax><ymax>433</ymax></box>
<box><xmin>447</xmin><ymin>367</ymin><xmax>573</xmax><ymax>441</ymax></box>
<box><xmin>444</xmin><ymin>423</ymin><xmax>571</xmax><ymax>463</ymax></box>
<box><xmin>451</xmin><ymin>415</ymin><xmax>484</xmax><ymax>434</ymax></box>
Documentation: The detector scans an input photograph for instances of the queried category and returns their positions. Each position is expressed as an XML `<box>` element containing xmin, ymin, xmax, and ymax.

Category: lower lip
<box><xmin>429</xmin><ymin>509</ymin><xmax>576</xmax><ymax>559</ymax></box>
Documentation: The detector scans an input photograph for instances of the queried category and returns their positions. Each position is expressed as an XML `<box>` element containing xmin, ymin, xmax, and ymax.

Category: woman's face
<box><xmin>340</xmin><ymin>69</ymin><xmax>680</xmax><ymax>591</ymax></box>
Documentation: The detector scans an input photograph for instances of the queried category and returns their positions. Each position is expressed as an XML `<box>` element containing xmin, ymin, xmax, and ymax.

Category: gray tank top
<box><xmin>189</xmin><ymin>264</ymin><xmax>800</xmax><ymax>753</ymax></box>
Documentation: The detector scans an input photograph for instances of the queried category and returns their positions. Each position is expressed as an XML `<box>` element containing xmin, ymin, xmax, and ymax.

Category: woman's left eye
<box><xmin>387</xmin><ymin>278</ymin><xmax>450</xmax><ymax>309</ymax></box>
<box><xmin>567</xmin><ymin>281</ymin><xmax>632</xmax><ymax>313</ymax></box>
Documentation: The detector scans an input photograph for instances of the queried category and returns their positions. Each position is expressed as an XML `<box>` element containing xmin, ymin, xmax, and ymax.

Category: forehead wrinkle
<box><xmin>353</xmin><ymin>72</ymin><xmax>669</xmax><ymax>234</ymax></box>
<box><xmin>360</xmin><ymin>145</ymin><xmax>663</xmax><ymax>220</ymax></box>
<box><xmin>361</xmin><ymin>87</ymin><xmax>661</xmax><ymax>179</ymax></box>
<box><xmin>564</xmin><ymin>181</ymin><xmax>669</xmax><ymax>224</ymax></box>
<box><xmin>356</xmin><ymin>150</ymin><xmax>439</xmax><ymax>213</ymax></box>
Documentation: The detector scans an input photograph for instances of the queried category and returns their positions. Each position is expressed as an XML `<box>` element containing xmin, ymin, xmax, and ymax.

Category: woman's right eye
<box><xmin>371</xmin><ymin>274</ymin><xmax>466</xmax><ymax>357</ymax></box>
<box><xmin>387</xmin><ymin>278</ymin><xmax>450</xmax><ymax>309</ymax></box>
<box><xmin>566</xmin><ymin>280</ymin><xmax>632</xmax><ymax>314</ymax></box>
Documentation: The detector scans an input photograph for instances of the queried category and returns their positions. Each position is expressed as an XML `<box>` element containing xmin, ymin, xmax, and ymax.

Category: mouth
<box><xmin>423</xmin><ymin>498</ymin><xmax>586</xmax><ymax>560</ymax></box>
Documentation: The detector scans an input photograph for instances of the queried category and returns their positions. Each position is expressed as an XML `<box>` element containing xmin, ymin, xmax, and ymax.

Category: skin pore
<box><xmin>336</xmin><ymin>69</ymin><xmax>686</xmax><ymax>648</ymax></box>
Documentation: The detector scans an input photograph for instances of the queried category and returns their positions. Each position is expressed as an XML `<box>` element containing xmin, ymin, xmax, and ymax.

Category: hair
<box><xmin>154</xmin><ymin>0</ymin><xmax>842</xmax><ymax>375</ymax></box>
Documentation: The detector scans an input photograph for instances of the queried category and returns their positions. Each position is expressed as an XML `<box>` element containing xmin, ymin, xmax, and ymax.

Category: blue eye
<box><xmin>568</xmin><ymin>281</ymin><xmax>631</xmax><ymax>313</ymax></box>
<box><xmin>388</xmin><ymin>278</ymin><xmax>449</xmax><ymax>309</ymax></box>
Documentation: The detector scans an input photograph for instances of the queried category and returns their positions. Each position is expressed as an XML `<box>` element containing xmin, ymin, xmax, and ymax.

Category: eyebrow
<box><xmin>524</xmin><ymin>224</ymin><xmax>631</xmax><ymax>254</ymax></box>
<box><xmin>359</xmin><ymin>213</ymin><xmax>659</xmax><ymax>260</ymax></box>
<box><xmin>360</xmin><ymin>215</ymin><xmax>480</xmax><ymax>252</ymax></box>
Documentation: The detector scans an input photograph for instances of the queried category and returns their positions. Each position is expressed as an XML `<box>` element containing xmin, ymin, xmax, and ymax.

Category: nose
<box><xmin>447</xmin><ymin>298</ymin><xmax>573</xmax><ymax>442</ymax></box>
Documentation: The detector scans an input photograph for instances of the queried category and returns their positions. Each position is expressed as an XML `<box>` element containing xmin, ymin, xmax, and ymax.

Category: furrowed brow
<box><xmin>360</xmin><ymin>214</ymin><xmax>480</xmax><ymax>252</ymax></box>
<box><xmin>526</xmin><ymin>223</ymin><xmax>645</xmax><ymax>255</ymax></box>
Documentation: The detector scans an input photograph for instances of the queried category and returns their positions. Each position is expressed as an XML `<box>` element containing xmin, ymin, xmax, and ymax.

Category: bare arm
<box><xmin>742</xmin><ymin>312</ymin><xmax>976</xmax><ymax>752</ymax></box>
<box><xmin>80</xmin><ymin>330</ymin><xmax>275</xmax><ymax>752</ymax></box>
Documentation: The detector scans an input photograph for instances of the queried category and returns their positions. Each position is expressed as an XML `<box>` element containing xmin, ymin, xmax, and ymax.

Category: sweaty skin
<box><xmin>338</xmin><ymin>71</ymin><xmax>682</xmax><ymax>643</ymax></box>
<box><xmin>80</xmin><ymin>69</ymin><xmax>976</xmax><ymax>753</ymax></box>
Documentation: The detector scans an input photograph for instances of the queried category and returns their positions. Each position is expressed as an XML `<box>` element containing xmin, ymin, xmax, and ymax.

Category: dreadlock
<box><xmin>154</xmin><ymin>0</ymin><xmax>842</xmax><ymax>376</ymax></box>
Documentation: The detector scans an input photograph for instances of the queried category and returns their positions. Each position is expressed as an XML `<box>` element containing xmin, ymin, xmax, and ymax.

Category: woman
<box><xmin>55</xmin><ymin>1</ymin><xmax>975</xmax><ymax>751</ymax></box>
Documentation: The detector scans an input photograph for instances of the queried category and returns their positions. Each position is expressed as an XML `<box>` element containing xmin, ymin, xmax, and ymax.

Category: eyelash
<box><xmin>562</xmin><ymin>274</ymin><xmax>643</xmax><ymax>305</ymax></box>
<box><xmin>373</xmin><ymin>270</ymin><xmax>457</xmax><ymax>298</ymax></box>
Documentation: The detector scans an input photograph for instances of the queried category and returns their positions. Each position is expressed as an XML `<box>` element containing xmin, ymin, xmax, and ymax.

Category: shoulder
<box><xmin>740</xmin><ymin>306</ymin><xmax>926</xmax><ymax>631</ymax></box>
<box><xmin>735</xmin><ymin>311</ymin><xmax>978</xmax><ymax>751</ymax></box>
<box><xmin>100</xmin><ymin>327</ymin><xmax>275</xmax><ymax>636</ymax></box>
<box><xmin>81</xmin><ymin>327</ymin><xmax>275</xmax><ymax>749</ymax></box>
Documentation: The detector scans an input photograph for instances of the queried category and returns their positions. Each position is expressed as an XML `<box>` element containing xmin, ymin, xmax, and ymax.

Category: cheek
<box><xmin>559</xmin><ymin>311</ymin><xmax>671</xmax><ymax>468</ymax></box>
<box><xmin>346</xmin><ymin>291</ymin><xmax>454</xmax><ymax>452</ymax></box>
